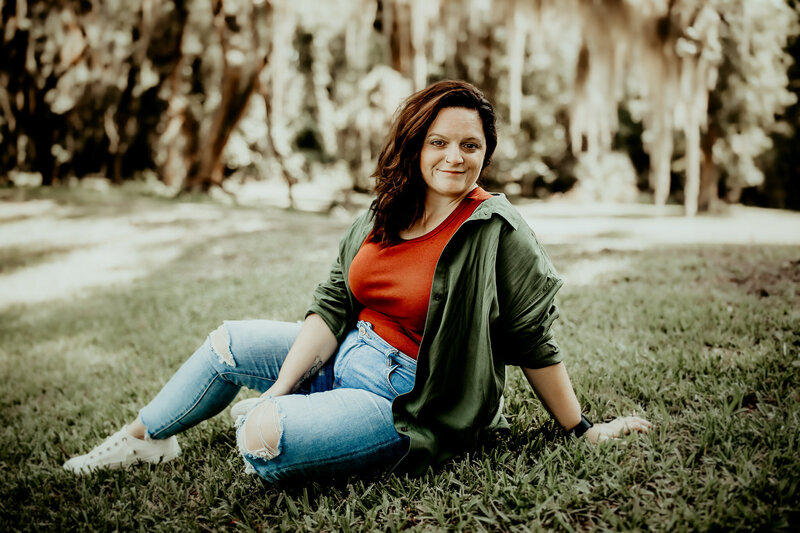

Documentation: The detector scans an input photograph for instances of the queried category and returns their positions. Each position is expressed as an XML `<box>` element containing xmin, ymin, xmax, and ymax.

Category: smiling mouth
<box><xmin>438</xmin><ymin>169</ymin><xmax>464</xmax><ymax>174</ymax></box>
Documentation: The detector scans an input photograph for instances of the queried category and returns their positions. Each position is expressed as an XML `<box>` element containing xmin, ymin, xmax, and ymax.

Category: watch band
<box><xmin>567</xmin><ymin>414</ymin><xmax>593</xmax><ymax>438</ymax></box>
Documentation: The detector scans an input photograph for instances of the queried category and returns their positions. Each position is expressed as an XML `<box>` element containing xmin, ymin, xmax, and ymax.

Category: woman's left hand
<box><xmin>584</xmin><ymin>416</ymin><xmax>652</xmax><ymax>443</ymax></box>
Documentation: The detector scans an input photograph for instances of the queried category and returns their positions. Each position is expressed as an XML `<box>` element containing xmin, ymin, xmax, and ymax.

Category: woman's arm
<box><xmin>261</xmin><ymin>314</ymin><xmax>339</xmax><ymax>397</ymax></box>
<box><xmin>521</xmin><ymin>363</ymin><xmax>582</xmax><ymax>430</ymax></box>
<box><xmin>522</xmin><ymin>363</ymin><xmax>652</xmax><ymax>443</ymax></box>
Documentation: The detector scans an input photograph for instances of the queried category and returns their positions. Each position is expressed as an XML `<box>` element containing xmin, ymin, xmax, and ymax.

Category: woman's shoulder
<box><xmin>353</xmin><ymin>208</ymin><xmax>377</xmax><ymax>234</ymax></box>
<box><xmin>336</xmin><ymin>208</ymin><xmax>375</xmax><ymax>250</ymax></box>
<box><xmin>472</xmin><ymin>192</ymin><xmax>527</xmax><ymax>231</ymax></box>
<box><xmin>477</xmin><ymin>194</ymin><xmax>555</xmax><ymax>264</ymax></box>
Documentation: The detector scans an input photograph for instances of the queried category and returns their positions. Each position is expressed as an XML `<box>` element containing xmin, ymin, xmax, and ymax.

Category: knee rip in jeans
<box><xmin>238</xmin><ymin>400</ymin><xmax>282</xmax><ymax>460</ymax></box>
<box><xmin>210</xmin><ymin>324</ymin><xmax>235</xmax><ymax>367</ymax></box>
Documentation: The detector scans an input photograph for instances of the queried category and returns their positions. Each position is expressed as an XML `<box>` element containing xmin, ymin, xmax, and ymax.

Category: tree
<box><xmin>701</xmin><ymin>0</ymin><xmax>799</xmax><ymax>210</ymax></box>
<box><xmin>2</xmin><ymin>0</ymin><xmax>797</xmax><ymax>213</ymax></box>
<box><xmin>0</xmin><ymin>0</ymin><xmax>186</xmax><ymax>184</ymax></box>
<box><xmin>179</xmin><ymin>0</ymin><xmax>270</xmax><ymax>191</ymax></box>
<box><xmin>761</xmin><ymin>0</ymin><xmax>800</xmax><ymax>210</ymax></box>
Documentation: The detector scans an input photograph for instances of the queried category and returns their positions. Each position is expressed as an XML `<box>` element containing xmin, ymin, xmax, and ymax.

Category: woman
<box><xmin>63</xmin><ymin>80</ymin><xmax>651</xmax><ymax>481</ymax></box>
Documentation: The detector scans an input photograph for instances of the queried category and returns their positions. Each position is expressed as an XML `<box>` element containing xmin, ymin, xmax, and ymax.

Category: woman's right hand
<box><xmin>260</xmin><ymin>380</ymin><xmax>294</xmax><ymax>398</ymax></box>
<box><xmin>584</xmin><ymin>416</ymin><xmax>652</xmax><ymax>443</ymax></box>
<box><xmin>259</xmin><ymin>314</ymin><xmax>338</xmax><ymax>398</ymax></box>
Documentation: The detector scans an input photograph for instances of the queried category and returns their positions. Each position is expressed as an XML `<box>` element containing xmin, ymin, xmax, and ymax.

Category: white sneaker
<box><xmin>63</xmin><ymin>428</ymin><xmax>181</xmax><ymax>474</ymax></box>
<box><xmin>230</xmin><ymin>397</ymin><xmax>262</xmax><ymax>423</ymax></box>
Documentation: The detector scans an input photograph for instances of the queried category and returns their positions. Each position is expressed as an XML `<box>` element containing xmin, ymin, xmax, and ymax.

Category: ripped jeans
<box><xmin>138</xmin><ymin>320</ymin><xmax>415</xmax><ymax>483</ymax></box>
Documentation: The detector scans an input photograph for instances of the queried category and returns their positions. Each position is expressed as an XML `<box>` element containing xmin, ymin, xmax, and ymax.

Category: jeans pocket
<box><xmin>386</xmin><ymin>362</ymin><xmax>414</xmax><ymax>398</ymax></box>
<box><xmin>385</xmin><ymin>364</ymin><xmax>400</xmax><ymax>397</ymax></box>
<box><xmin>333</xmin><ymin>330</ymin><xmax>363</xmax><ymax>385</ymax></box>
<box><xmin>333</xmin><ymin>346</ymin><xmax>354</xmax><ymax>387</ymax></box>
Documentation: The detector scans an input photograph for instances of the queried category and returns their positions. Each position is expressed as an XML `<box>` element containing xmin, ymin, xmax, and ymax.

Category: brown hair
<box><xmin>370</xmin><ymin>80</ymin><xmax>497</xmax><ymax>245</ymax></box>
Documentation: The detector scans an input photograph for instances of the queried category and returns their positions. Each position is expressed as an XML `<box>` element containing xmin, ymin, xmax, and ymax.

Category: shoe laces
<box><xmin>87</xmin><ymin>431</ymin><xmax>130</xmax><ymax>460</ymax></box>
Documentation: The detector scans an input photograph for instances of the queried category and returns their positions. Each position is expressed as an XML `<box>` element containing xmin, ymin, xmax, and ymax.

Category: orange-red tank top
<box><xmin>349</xmin><ymin>187</ymin><xmax>492</xmax><ymax>358</ymax></box>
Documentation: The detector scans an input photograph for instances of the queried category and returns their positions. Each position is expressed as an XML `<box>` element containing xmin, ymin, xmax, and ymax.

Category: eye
<box><xmin>430</xmin><ymin>139</ymin><xmax>445</xmax><ymax>147</ymax></box>
<box><xmin>463</xmin><ymin>143</ymin><xmax>480</xmax><ymax>150</ymax></box>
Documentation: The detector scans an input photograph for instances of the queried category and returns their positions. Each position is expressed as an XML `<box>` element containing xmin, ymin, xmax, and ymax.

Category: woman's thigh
<box><xmin>237</xmin><ymin>387</ymin><xmax>408</xmax><ymax>483</ymax></box>
<box><xmin>165</xmin><ymin>319</ymin><xmax>332</xmax><ymax>394</ymax></box>
<box><xmin>210</xmin><ymin>320</ymin><xmax>301</xmax><ymax>390</ymax></box>
<box><xmin>334</xmin><ymin>322</ymin><xmax>416</xmax><ymax>400</ymax></box>
<box><xmin>141</xmin><ymin>320</ymin><xmax>333</xmax><ymax>438</ymax></box>
<box><xmin>237</xmin><ymin>323</ymin><xmax>416</xmax><ymax>482</ymax></box>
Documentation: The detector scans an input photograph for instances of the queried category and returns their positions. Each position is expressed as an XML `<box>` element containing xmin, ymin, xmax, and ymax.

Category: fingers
<box><xmin>616</xmin><ymin>415</ymin><xmax>653</xmax><ymax>435</ymax></box>
<box><xmin>625</xmin><ymin>416</ymin><xmax>653</xmax><ymax>432</ymax></box>
<box><xmin>585</xmin><ymin>416</ymin><xmax>654</xmax><ymax>444</ymax></box>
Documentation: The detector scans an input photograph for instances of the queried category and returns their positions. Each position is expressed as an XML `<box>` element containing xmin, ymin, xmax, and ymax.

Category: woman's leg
<box><xmin>239</xmin><ymin>388</ymin><xmax>409</xmax><ymax>482</ymax></box>
<box><xmin>64</xmin><ymin>319</ymin><xmax>333</xmax><ymax>473</ymax></box>
<box><xmin>140</xmin><ymin>319</ymin><xmax>333</xmax><ymax>439</ymax></box>
<box><xmin>236</xmin><ymin>321</ymin><xmax>416</xmax><ymax>482</ymax></box>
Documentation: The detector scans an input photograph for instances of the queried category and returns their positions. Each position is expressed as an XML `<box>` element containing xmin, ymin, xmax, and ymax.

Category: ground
<box><xmin>1</xmin><ymin>188</ymin><xmax>797</xmax><ymax>309</ymax></box>
<box><xmin>0</xmin><ymin>186</ymin><xmax>798</xmax><ymax>531</ymax></box>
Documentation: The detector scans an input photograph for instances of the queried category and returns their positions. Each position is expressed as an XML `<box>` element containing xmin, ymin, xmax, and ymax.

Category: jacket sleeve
<box><xmin>305</xmin><ymin>216</ymin><xmax>365</xmax><ymax>343</ymax></box>
<box><xmin>494</xmin><ymin>223</ymin><xmax>564</xmax><ymax>368</ymax></box>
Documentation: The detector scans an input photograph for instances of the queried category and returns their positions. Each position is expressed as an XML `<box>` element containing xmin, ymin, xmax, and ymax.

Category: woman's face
<box><xmin>419</xmin><ymin>107</ymin><xmax>487</xmax><ymax>205</ymax></box>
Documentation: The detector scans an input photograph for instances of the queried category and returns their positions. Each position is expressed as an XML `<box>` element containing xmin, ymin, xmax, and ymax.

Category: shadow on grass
<box><xmin>0</xmin><ymin>244</ymin><xmax>89</xmax><ymax>275</ymax></box>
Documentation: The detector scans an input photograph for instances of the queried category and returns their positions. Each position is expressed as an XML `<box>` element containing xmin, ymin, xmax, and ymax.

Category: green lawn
<box><xmin>1</xmin><ymin>189</ymin><xmax>798</xmax><ymax>531</ymax></box>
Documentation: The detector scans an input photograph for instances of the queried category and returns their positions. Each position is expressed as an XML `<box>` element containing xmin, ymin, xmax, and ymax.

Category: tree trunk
<box><xmin>651</xmin><ymin>124</ymin><xmax>673</xmax><ymax>208</ymax></box>
<box><xmin>0</xmin><ymin>3</ymin><xmax>60</xmax><ymax>184</ymax></box>
<box><xmin>259</xmin><ymin>0</ymin><xmax>295</xmax><ymax>207</ymax></box>
<box><xmin>508</xmin><ymin>0</ymin><xmax>527</xmax><ymax>132</ymax></box>
<box><xmin>182</xmin><ymin>0</ymin><xmax>268</xmax><ymax>192</ymax></box>
<box><xmin>683</xmin><ymin>122</ymin><xmax>701</xmax><ymax>217</ymax></box>
<box><xmin>311</xmin><ymin>32</ymin><xmax>338</xmax><ymax>157</ymax></box>
<box><xmin>29</xmin><ymin>83</ymin><xmax>59</xmax><ymax>186</ymax></box>
<box><xmin>410</xmin><ymin>0</ymin><xmax>427</xmax><ymax>90</ymax></box>
<box><xmin>262</xmin><ymin>85</ymin><xmax>295</xmax><ymax>209</ymax></box>
<box><xmin>479</xmin><ymin>24</ymin><xmax>497</xmax><ymax>106</ymax></box>
<box><xmin>185</xmin><ymin>65</ymin><xmax>261</xmax><ymax>191</ymax></box>
<box><xmin>389</xmin><ymin>1</ymin><xmax>413</xmax><ymax>79</ymax></box>
<box><xmin>697</xmin><ymin>124</ymin><xmax>720</xmax><ymax>212</ymax></box>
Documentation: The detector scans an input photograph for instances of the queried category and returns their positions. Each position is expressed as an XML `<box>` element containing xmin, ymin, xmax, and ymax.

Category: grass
<box><xmin>1</xmin><ymin>188</ymin><xmax>798</xmax><ymax>531</ymax></box>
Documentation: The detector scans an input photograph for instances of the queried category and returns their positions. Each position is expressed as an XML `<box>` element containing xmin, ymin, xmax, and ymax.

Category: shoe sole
<box><xmin>64</xmin><ymin>440</ymin><xmax>181</xmax><ymax>474</ymax></box>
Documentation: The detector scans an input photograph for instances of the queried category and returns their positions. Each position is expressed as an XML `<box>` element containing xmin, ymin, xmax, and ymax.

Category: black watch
<box><xmin>566</xmin><ymin>414</ymin><xmax>593</xmax><ymax>438</ymax></box>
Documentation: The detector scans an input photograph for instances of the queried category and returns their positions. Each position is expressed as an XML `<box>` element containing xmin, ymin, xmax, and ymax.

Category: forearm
<box><xmin>521</xmin><ymin>362</ymin><xmax>582</xmax><ymax>431</ymax></box>
<box><xmin>522</xmin><ymin>362</ymin><xmax>653</xmax><ymax>442</ymax></box>
<box><xmin>267</xmin><ymin>314</ymin><xmax>339</xmax><ymax>396</ymax></box>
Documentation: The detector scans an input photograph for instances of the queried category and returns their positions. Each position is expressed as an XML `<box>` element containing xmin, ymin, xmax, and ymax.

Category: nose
<box><xmin>445</xmin><ymin>144</ymin><xmax>463</xmax><ymax>164</ymax></box>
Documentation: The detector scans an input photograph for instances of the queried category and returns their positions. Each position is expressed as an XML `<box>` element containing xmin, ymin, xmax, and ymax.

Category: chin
<box><xmin>443</xmin><ymin>188</ymin><xmax>469</xmax><ymax>198</ymax></box>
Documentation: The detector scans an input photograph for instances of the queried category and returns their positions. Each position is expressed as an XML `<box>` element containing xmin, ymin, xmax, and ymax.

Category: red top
<box><xmin>349</xmin><ymin>187</ymin><xmax>492</xmax><ymax>358</ymax></box>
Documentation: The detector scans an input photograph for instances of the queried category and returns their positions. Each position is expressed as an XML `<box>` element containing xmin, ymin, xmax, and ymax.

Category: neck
<box><xmin>422</xmin><ymin>186</ymin><xmax>477</xmax><ymax>224</ymax></box>
<box><xmin>398</xmin><ymin>187</ymin><xmax>477</xmax><ymax>240</ymax></box>
<box><xmin>420</xmin><ymin>197</ymin><xmax>461</xmax><ymax>229</ymax></box>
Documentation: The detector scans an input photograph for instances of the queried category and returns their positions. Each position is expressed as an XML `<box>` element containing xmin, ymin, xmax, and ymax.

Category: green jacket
<box><xmin>306</xmin><ymin>193</ymin><xmax>563</xmax><ymax>475</ymax></box>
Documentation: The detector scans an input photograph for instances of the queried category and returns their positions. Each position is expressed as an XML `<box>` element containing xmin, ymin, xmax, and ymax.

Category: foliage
<box><xmin>706</xmin><ymin>0</ymin><xmax>799</xmax><ymax>204</ymax></box>
<box><xmin>759</xmin><ymin>0</ymin><xmax>800</xmax><ymax>211</ymax></box>
<box><xmin>0</xmin><ymin>0</ymin><xmax>186</xmax><ymax>184</ymax></box>
<box><xmin>0</xmin><ymin>1</ymin><xmax>798</xmax><ymax>211</ymax></box>
<box><xmin>1</xmin><ymin>189</ymin><xmax>799</xmax><ymax>530</ymax></box>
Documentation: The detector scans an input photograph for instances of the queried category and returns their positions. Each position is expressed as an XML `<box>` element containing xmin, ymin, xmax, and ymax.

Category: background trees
<box><xmin>1</xmin><ymin>0</ymin><xmax>798</xmax><ymax>213</ymax></box>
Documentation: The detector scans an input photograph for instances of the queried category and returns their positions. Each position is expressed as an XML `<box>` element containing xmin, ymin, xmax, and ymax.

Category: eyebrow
<box><xmin>426</xmin><ymin>133</ymin><xmax>484</xmax><ymax>143</ymax></box>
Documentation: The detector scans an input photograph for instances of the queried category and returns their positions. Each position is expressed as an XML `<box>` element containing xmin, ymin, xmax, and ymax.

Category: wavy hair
<box><xmin>370</xmin><ymin>80</ymin><xmax>497</xmax><ymax>245</ymax></box>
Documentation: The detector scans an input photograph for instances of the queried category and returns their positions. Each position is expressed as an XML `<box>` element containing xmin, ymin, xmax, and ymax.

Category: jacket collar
<box><xmin>466</xmin><ymin>193</ymin><xmax>521</xmax><ymax>230</ymax></box>
<box><xmin>360</xmin><ymin>192</ymin><xmax>522</xmax><ymax>235</ymax></box>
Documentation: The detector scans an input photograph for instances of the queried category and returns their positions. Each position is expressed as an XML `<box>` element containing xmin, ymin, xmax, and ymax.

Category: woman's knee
<box><xmin>238</xmin><ymin>400</ymin><xmax>282</xmax><ymax>460</ymax></box>
<box><xmin>207</xmin><ymin>320</ymin><xmax>302</xmax><ymax>370</ymax></box>
<box><xmin>209</xmin><ymin>323</ymin><xmax>236</xmax><ymax>366</ymax></box>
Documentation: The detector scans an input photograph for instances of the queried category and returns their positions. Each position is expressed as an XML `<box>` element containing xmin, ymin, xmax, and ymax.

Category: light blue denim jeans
<box><xmin>139</xmin><ymin>320</ymin><xmax>414</xmax><ymax>482</ymax></box>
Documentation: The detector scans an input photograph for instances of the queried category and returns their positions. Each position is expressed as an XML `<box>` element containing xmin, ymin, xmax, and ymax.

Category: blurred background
<box><xmin>1</xmin><ymin>0</ymin><xmax>798</xmax><ymax>214</ymax></box>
